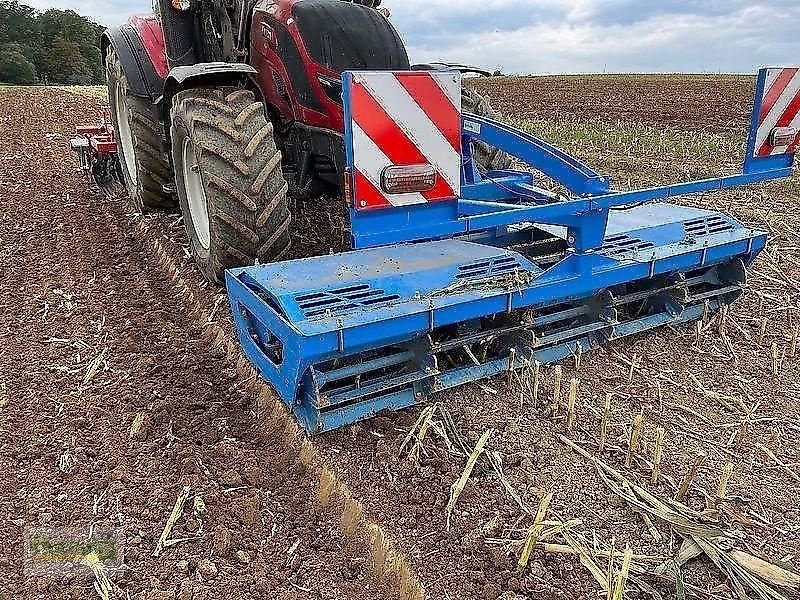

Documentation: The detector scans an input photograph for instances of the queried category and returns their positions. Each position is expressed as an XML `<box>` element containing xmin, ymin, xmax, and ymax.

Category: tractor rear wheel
<box><xmin>461</xmin><ymin>86</ymin><xmax>513</xmax><ymax>173</ymax></box>
<box><xmin>105</xmin><ymin>47</ymin><xmax>174</xmax><ymax>211</ymax></box>
<box><xmin>170</xmin><ymin>87</ymin><xmax>291</xmax><ymax>284</ymax></box>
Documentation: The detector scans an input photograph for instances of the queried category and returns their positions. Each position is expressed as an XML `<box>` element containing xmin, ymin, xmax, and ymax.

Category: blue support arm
<box><xmin>461</xmin><ymin>113</ymin><xmax>612</xmax><ymax>196</ymax></box>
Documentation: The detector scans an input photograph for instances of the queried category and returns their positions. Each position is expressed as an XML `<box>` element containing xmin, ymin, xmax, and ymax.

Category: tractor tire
<box><xmin>461</xmin><ymin>86</ymin><xmax>513</xmax><ymax>173</ymax></box>
<box><xmin>105</xmin><ymin>47</ymin><xmax>174</xmax><ymax>211</ymax></box>
<box><xmin>170</xmin><ymin>87</ymin><xmax>291</xmax><ymax>284</ymax></box>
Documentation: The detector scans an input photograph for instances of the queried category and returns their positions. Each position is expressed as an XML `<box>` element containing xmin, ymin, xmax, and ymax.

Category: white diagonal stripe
<box><xmin>755</xmin><ymin>70</ymin><xmax>800</xmax><ymax>153</ymax></box>
<box><xmin>764</xmin><ymin>68</ymin><xmax>781</xmax><ymax>95</ymax></box>
<box><xmin>360</xmin><ymin>73</ymin><xmax>461</xmax><ymax>194</ymax></box>
<box><xmin>352</xmin><ymin>121</ymin><xmax>427</xmax><ymax>207</ymax></box>
<box><xmin>431</xmin><ymin>71</ymin><xmax>461</xmax><ymax>112</ymax></box>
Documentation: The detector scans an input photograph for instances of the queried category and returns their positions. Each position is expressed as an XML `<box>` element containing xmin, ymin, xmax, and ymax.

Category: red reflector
<box><xmin>380</xmin><ymin>164</ymin><xmax>436</xmax><ymax>194</ymax></box>
<box><xmin>770</xmin><ymin>126</ymin><xmax>798</xmax><ymax>148</ymax></box>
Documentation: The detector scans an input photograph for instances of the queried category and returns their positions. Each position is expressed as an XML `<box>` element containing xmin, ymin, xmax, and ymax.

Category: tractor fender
<box><xmin>159</xmin><ymin>63</ymin><xmax>263</xmax><ymax>146</ymax></box>
<box><xmin>101</xmin><ymin>16</ymin><xmax>167</xmax><ymax>101</ymax></box>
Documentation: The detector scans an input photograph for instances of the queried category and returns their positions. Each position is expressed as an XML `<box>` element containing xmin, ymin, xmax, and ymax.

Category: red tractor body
<box><xmin>250</xmin><ymin>0</ymin><xmax>346</xmax><ymax>133</ymax></box>
<box><xmin>116</xmin><ymin>1</ymin><xmax>409</xmax><ymax>191</ymax></box>
<box><xmin>128</xmin><ymin>14</ymin><xmax>169</xmax><ymax>79</ymax></box>
<box><xmin>89</xmin><ymin>0</ymin><xmax>507</xmax><ymax>283</ymax></box>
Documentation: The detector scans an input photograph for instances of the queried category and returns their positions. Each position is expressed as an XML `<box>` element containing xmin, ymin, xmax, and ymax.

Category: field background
<box><xmin>1</xmin><ymin>75</ymin><xmax>799</xmax><ymax>600</ymax></box>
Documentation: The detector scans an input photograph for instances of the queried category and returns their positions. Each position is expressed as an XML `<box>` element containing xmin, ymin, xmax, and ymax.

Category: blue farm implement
<box><xmin>222</xmin><ymin>67</ymin><xmax>800</xmax><ymax>434</ymax></box>
<box><xmin>226</xmin><ymin>68</ymin><xmax>797</xmax><ymax>434</ymax></box>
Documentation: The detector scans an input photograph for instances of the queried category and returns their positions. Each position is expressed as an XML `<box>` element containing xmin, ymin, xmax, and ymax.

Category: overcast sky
<box><xmin>24</xmin><ymin>0</ymin><xmax>800</xmax><ymax>74</ymax></box>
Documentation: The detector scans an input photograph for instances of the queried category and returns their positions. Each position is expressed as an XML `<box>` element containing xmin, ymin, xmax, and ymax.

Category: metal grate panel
<box><xmin>683</xmin><ymin>216</ymin><xmax>734</xmax><ymax>237</ymax></box>
<box><xmin>601</xmin><ymin>234</ymin><xmax>655</xmax><ymax>257</ymax></box>
<box><xmin>295</xmin><ymin>284</ymin><xmax>400</xmax><ymax>317</ymax></box>
<box><xmin>455</xmin><ymin>255</ymin><xmax>522</xmax><ymax>279</ymax></box>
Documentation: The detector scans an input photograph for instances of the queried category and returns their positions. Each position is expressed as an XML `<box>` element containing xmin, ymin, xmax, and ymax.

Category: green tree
<box><xmin>44</xmin><ymin>36</ymin><xmax>91</xmax><ymax>84</ymax></box>
<box><xmin>0</xmin><ymin>49</ymin><xmax>36</xmax><ymax>84</ymax></box>
<box><xmin>0</xmin><ymin>2</ymin><xmax>106</xmax><ymax>85</ymax></box>
<box><xmin>39</xmin><ymin>8</ymin><xmax>103</xmax><ymax>82</ymax></box>
<box><xmin>0</xmin><ymin>1</ymin><xmax>44</xmax><ymax>67</ymax></box>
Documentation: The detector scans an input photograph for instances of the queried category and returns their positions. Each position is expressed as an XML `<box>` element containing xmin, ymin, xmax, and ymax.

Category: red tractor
<box><xmin>100</xmin><ymin>0</ymin><xmax>508</xmax><ymax>283</ymax></box>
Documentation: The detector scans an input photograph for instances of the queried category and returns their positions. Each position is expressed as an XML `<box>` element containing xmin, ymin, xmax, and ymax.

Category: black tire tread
<box><xmin>171</xmin><ymin>87</ymin><xmax>291</xmax><ymax>283</ymax></box>
<box><xmin>106</xmin><ymin>48</ymin><xmax>174</xmax><ymax>211</ymax></box>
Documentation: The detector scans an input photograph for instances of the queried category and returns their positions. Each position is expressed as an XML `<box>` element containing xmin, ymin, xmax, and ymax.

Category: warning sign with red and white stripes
<box><xmin>346</xmin><ymin>71</ymin><xmax>462</xmax><ymax>211</ymax></box>
<box><xmin>753</xmin><ymin>67</ymin><xmax>800</xmax><ymax>157</ymax></box>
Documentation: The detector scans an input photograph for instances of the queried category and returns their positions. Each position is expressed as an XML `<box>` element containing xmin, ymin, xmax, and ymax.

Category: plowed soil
<box><xmin>2</xmin><ymin>75</ymin><xmax>799</xmax><ymax>600</ymax></box>
<box><xmin>469</xmin><ymin>74</ymin><xmax>755</xmax><ymax>131</ymax></box>
<box><xmin>0</xmin><ymin>88</ymin><xmax>381</xmax><ymax>600</ymax></box>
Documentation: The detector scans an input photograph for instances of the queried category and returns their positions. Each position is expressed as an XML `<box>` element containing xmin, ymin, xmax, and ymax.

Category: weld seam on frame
<box><xmin>131</xmin><ymin>216</ymin><xmax>425</xmax><ymax>600</ymax></box>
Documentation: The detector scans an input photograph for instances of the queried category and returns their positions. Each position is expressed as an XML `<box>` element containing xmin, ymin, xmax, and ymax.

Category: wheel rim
<box><xmin>182</xmin><ymin>138</ymin><xmax>211</xmax><ymax>250</ymax></box>
<box><xmin>115</xmin><ymin>83</ymin><xmax>138</xmax><ymax>186</ymax></box>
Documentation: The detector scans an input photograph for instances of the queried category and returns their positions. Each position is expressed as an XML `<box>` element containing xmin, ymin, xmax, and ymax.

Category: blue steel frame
<box><xmin>344</xmin><ymin>68</ymin><xmax>794</xmax><ymax>253</ymax></box>
<box><xmin>226</xmin><ymin>68</ymin><xmax>796</xmax><ymax>434</ymax></box>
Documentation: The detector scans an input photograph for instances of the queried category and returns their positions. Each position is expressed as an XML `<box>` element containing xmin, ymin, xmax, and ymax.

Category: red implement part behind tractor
<box><xmin>71</xmin><ymin>108</ymin><xmax>122</xmax><ymax>198</ymax></box>
<box><xmin>89</xmin><ymin>0</ymin><xmax>509</xmax><ymax>283</ymax></box>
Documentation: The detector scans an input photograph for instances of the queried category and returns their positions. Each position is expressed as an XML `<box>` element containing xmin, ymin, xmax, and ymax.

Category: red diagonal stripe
<box><xmin>394</xmin><ymin>73</ymin><xmax>461</xmax><ymax>152</ymax></box>
<box><xmin>758</xmin><ymin>89</ymin><xmax>800</xmax><ymax>156</ymax></box>
<box><xmin>757</xmin><ymin>141</ymin><xmax>775</xmax><ymax>157</ymax></box>
<box><xmin>759</xmin><ymin>68</ymin><xmax>798</xmax><ymax>124</ymax></box>
<box><xmin>353</xmin><ymin>168</ymin><xmax>391</xmax><ymax>210</ymax></box>
<box><xmin>776</xmin><ymin>89</ymin><xmax>800</xmax><ymax>127</ymax></box>
<box><xmin>351</xmin><ymin>81</ymin><xmax>426</xmax><ymax>166</ymax></box>
<box><xmin>351</xmin><ymin>81</ymin><xmax>455</xmax><ymax>202</ymax></box>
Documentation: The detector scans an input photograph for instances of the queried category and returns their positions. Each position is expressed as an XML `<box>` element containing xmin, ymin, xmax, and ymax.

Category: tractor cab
<box><xmin>249</xmin><ymin>0</ymin><xmax>410</xmax><ymax>190</ymax></box>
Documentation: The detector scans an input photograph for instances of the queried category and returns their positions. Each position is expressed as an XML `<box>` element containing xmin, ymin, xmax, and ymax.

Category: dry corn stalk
<box><xmin>537</xmin><ymin>543</ymin><xmax>666</xmax><ymax>563</ymax></box>
<box><xmin>557</xmin><ymin>436</ymin><xmax>797</xmax><ymax>600</ymax></box>
<box><xmin>611</xmin><ymin>545</ymin><xmax>633</xmax><ymax>600</ymax></box>
<box><xmin>562</xmin><ymin>530</ymin><xmax>609</xmax><ymax>591</ymax></box>
<box><xmin>532</xmin><ymin>361</ymin><xmax>541</xmax><ymax>404</ymax></box>
<box><xmin>445</xmin><ymin>429</ymin><xmax>493</xmax><ymax>530</ymax></box>
<box><xmin>676</xmin><ymin>453</ymin><xmax>706</xmax><ymax>502</ymax></box>
<box><xmin>717</xmin><ymin>304</ymin><xmax>729</xmax><ymax>336</ymax></box>
<box><xmin>552</xmin><ymin>365</ymin><xmax>563</xmax><ymax>417</ymax></box>
<box><xmin>758</xmin><ymin>317</ymin><xmax>768</xmax><ymax>345</ymax></box>
<box><xmin>517</xmin><ymin>492</ymin><xmax>553</xmax><ymax>572</ymax></box>
<box><xmin>83</xmin><ymin>552</ymin><xmax>115</xmax><ymax>600</ymax></box>
<box><xmin>83</xmin><ymin>348</ymin><xmax>108</xmax><ymax>385</ymax></box>
<box><xmin>153</xmin><ymin>486</ymin><xmax>191</xmax><ymax>557</ymax></box>
<box><xmin>716</xmin><ymin>463</ymin><xmax>734</xmax><ymax>505</ymax></box>
<box><xmin>729</xmin><ymin>550</ymin><xmax>800</xmax><ymax>590</ymax></box>
<box><xmin>566</xmin><ymin>378</ymin><xmax>579</xmax><ymax>432</ymax></box>
<box><xmin>625</xmin><ymin>410</ymin><xmax>644</xmax><ymax>467</ymax></box>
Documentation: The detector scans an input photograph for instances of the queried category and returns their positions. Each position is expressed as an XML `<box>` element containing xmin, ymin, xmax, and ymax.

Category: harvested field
<box><xmin>2</xmin><ymin>75</ymin><xmax>799</xmax><ymax>600</ymax></box>
<box><xmin>469</xmin><ymin>74</ymin><xmax>755</xmax><ymax>132</ymax></box>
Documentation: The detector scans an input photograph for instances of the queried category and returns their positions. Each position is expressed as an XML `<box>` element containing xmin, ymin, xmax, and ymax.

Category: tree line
<box><xmin>0</xmin><ymin>1</ymin><xmax>106</xmax><ymax>85</ymax></box>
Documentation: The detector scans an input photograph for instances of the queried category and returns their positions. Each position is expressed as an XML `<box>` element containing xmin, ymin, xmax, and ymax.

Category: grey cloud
<box><xmin>22</xmin><ymin>0</ymin><xmax>800</xmax><ymax>73</ymax></box>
